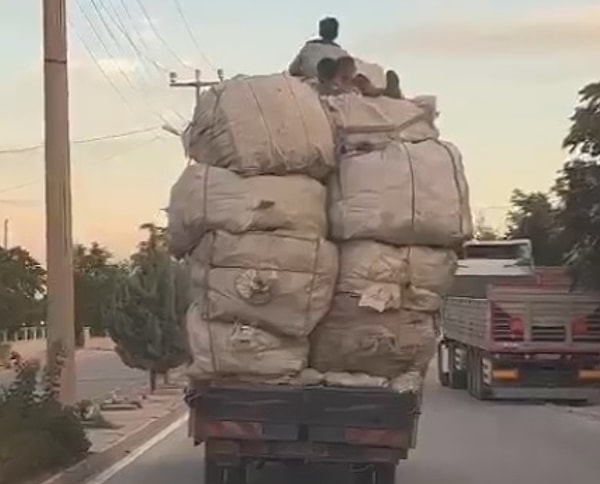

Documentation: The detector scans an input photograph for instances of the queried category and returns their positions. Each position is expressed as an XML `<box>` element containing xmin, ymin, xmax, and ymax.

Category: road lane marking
<box><xmin>83</xmin><ymin>414</ymin><xmax>188</xmax><ymax>484</ymax></box>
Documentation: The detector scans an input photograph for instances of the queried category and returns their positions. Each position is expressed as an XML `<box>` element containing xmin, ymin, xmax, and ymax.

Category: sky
<box><xmin>0</xmin><ymin>0</ymin><xmax>598</xmax><ymax>261</ymax></box>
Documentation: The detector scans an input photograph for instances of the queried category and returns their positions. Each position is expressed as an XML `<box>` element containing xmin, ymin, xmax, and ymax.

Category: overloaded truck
<box><xmin>170</xmin><ymin>49</ymin><xmax>473</xmax><ymax>482</ymax></box>
<box><xmin>438</xmin><ymin>239</ymin><xmax>600</xmax><ymax>401</ymax></box>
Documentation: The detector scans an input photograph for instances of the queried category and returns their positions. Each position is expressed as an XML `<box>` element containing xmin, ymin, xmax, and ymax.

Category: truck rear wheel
<box><xmin>374</xmin><ymin>463</ymin><xmax>397</xmax><ymax>484</ymax></box>
<box><xmin>448</xmin><ymin>343</ymin><xmax>467</xmax><ymax>390</ymax></box>
<box><xmin>467</xmin><ymin>349</ymin><xmax>489</xmax><ymax>401</ymax></box>
<box><xmin>205</xmin><ymin>459</ymin><xmax>247</xmax><ymax>484</ymax></box>
<box><xmin>437</xmin><ymin>341</ymin><xmax>449</xmax><ymax>387</ymax></box>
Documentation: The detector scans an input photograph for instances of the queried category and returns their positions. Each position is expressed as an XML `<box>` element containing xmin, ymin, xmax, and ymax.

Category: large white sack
<box><xmin>329</xmin><ymin>139</ymin><xmax>473</xmax><ymax>247</ymax></box>
<box><xmin>168</xmin><ymin>163</ymin><xmax>327</xmax><ymax>258</ymax></box>
<box><xmin>184</xmin><ymin>74</ymin><xmax>336</xmax><ymax>180</ymax></box>
<box><xmin>188</xmin><ymin>231</ymin><xmax>338</xmax><ymax>338</ymax></box>
<box><xmin>324</xmin><ymin>93</ymin><xmax>439</xmax><ymax>151</ymax></box>
<box><xmin>354</xmin><ymin>60</ymin><xmax>387</xmax><ymax>89</ymax></box>
<box><xmin>186</xmin><ymin>303</ymin><xmax>307</xmax><ymax>383</ymax></box>
<box><xmin>310</xmin><ymin>295</ymin><xmax>437</xmax><ymax>379</ymax></box>
<box><xmin>338</xmin><ymin>241</ymin><xmax>458</xmax><ymax>313</ymax></box>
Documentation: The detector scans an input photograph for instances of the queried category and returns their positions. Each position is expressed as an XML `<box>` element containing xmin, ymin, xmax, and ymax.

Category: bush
<box><xmin>0</xmin><ymin>356</ymin><xmax>90</xmax><ymax>484</ymax></box>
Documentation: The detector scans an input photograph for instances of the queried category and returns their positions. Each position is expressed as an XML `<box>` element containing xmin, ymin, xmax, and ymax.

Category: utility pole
<box><xmin>3</xmin><ymin>218</ymin><xmax>8</xmax><ymax>248</ymax></box>
<box><xmin>43</xmin><ymin>0</ymin><xmax>76</xmax><ymax>405</ymax></box>
<box><xmin>168</xmin><ymin>68</ymin><xmax>224</xmax><ymax>103</ymax></box>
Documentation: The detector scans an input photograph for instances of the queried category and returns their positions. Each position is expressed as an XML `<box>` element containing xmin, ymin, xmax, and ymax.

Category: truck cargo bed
<box><xmin>189</xmin><ymin>383</ymin><xmax>421</xmax><ymax>475</ymax></box>
<box><xmin>198</xmin><ymin>384</ymin><xmax>419</xmax><ymax>429</ymax></box>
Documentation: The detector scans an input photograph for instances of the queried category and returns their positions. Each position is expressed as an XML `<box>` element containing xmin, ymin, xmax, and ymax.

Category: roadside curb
<box><xmin>564</xmin><ymin>406</ymin><xmax>600</xmax><ymax>423</ymax></box>
<box><xmin>39</xmin><ymin>400</ymin><xmax>187</xmax><ymax>484</ymax></box>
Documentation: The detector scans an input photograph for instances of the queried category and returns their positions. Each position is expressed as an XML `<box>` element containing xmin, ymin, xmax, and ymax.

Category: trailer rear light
<box><xmin>492</xmin><ymin>369</ymin><xmax>519</xmax><ymax>380</ymax></box>
<box><xmin>206</xmin><ymin>421</ymin><xmax>262</xmax><ymax>440</ymax></box>
<box><xmin>509</xmin><ymin>317</ymin><xmax>525</xmax><ymax>340</ymax></box>
<box><xmin>345</xmin><ymin>428</ymin><xmax>408</xmax><ymax>448</ymax></box>
<box><xmin>578</xmin><ymin>369</ymin><xmax>600</xmax><ymax>380</ymax></box>
<box><xmin>571</xmin><ymin>317</ymin><xmax>588</xmax><ymax>336</ymax></box>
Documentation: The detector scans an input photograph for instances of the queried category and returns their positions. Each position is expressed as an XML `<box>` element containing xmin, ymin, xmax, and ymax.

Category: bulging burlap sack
<box><xmin>188</xmin><ymin>231</ymin><xmax>338</xmax><ymax>338</ymax></box>
<box><xmin>168</xmin><ymin>163</ymin><xmax>327</xmax><ymax>258</ymax></box>
<box><xmin>324</xmin><ymin>93</ymin><xmax>439</xmax><ymax>151</ymax></box>
<box><xmin>329</xmin><ymin>139</ymin><xmax>473</xmax><ymax>247</ymax></box>
<box><xmin>184</xmin><ymin>73</ymin><xmax>335</xmax><ymax>180</ymax></box>
<box><xmin>338</xmin><ymin>241</ymin><xmax>457</xmax><ymax>313</ymax></box>
<box><xmin>186</xmin><ymin>303</ymin><xmax>307</xmax><ymax>383</ymax></box>
<box><xmin>310</xmin><ymin>295</ymin><xmax>437</xmax><ymax>379</ymax></box>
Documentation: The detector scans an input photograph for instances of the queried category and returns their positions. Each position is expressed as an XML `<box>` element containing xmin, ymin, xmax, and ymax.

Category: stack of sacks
<box><xmin>310</xmin><ymin>91</ymin><xmax>472</xmax><ymax>392</ymax></box>
<box><xmin>170</xmin><ymin>73</ymin><xmax>339</xmax><ymax>384</ymax></box>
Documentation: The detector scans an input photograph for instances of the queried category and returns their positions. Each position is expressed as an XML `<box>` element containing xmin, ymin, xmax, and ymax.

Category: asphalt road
<box><xmin>0</xmin><ymin>350</ymin><xmax>147</xmax><ymax>401</ymax></box>
<box><xmin>98</xmin><ymin>375</ymin><xmax>600</xmax><ymax>484</ymax></box>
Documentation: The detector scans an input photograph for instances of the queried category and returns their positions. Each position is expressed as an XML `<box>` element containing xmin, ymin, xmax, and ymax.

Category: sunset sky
<box><xmin>0</xmin><ymin>0</ymin><xmax>598</xmax><ymax>261</ymax></box>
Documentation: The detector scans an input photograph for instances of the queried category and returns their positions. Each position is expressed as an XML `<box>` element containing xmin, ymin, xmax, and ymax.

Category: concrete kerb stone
<box><xmin>37</xmin><ymin>399</ymin><xmax>187</xmax><ymax>484</ymax></box>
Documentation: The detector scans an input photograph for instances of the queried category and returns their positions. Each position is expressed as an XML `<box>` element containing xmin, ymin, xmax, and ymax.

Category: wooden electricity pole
<box><xmin>168</xmin><ymin>68</ymin><xmax>224</xmax><ymax>102</ymax></box>
<box><xmin>2</xmin><ymin>218</ymin><xmax>8</xmax><ymax>248</ymax></box>
<box><xmin>43</xmin><ymin>0</ymin><xmax>76</xmax><ymax>405</ymax></box>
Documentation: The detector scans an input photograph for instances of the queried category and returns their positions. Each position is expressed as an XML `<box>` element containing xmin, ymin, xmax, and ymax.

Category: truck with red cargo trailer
<box><xmin>438</xmin><ymin>239</ymin><xmax>600</xmax><ymax>401</ymax></box>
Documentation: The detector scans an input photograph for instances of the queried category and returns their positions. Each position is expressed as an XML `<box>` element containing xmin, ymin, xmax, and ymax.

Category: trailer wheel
<box><xmin>467</xmin><ymin>349</ymin><xmax>489</xmax><ymax>401</ymax></box>
<box><xmin>205</xmin><ymin>459</ymin><xmax>247</xmax><ymax>484</ymax></box>
<box><xmin>437</xmin><ymin>341</ymin><xmax>449</xmax><ymax>387</ymax></box>
<box><xmin>448</xmin><ymin>343</ymin><xmax>467</xmax><ymax>390</ymax></box>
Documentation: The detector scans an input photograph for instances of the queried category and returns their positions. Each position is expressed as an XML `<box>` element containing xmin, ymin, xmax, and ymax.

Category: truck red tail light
<box><xmin>571</xmin><ymin>317</ymin><xmax>588</xmax><ymax>336</ymax></box>
<box><xmin>206</xmin><ymin>421</ymin><xmax>262</xmax><ymax>440</ymax></box>
<box><xmin>509</xmin><ymin>317</ymin><xmax>525</xmax><ymax>340</ymax></box>
<box><xmin>345</xmin><ymin>428</ymin><xmax>408</xmax><ymax>448</ymax></box>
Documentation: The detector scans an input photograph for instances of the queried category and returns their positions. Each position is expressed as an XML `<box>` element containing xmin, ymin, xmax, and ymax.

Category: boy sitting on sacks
<box><xmin>289</xmin><ymin>16</ymin><xmax>403</xmax><ymax>99</ymax></box>
<box><xmin>313</xmin><ymin>56</ymin><xmax>403</xmax><ymax>99</ymax></box>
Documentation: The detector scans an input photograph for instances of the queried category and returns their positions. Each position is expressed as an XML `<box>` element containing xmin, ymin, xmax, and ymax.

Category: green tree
<box><xmin>553</xmin><ymin>160</ymin><xmax>600</xmax><ymax>289</ymax></box>
<box><xmin>505</xmin><ymin>189</ymin><xmax>563</xmax><ymax>265</ymax></box>
<box><xmin>563</xmin><ymin>81</ymin><xmax>600</xmax><ymax>157</ymax></box>
<box><xmin>474</xmin><ymin>214</ymin><xmax>501</xmax><ymax>241</ymax></box>
<box><xmin>105</xmin><ymin>224</ymin><xmax>189</xmax><ymax>392</ymax></box>
<box><xmin>0</xmin><ymin>246</ymin><xmax>45</xmax><ymax>333</ymax></box>
<box><xmin>558</xmin><ymin>81</ymin><xmax>600</xmax><ymax>289</ymax></box>
<box><xmin>73</xmin><ymin>243</ymin><xmax>126</xmax><ymax>347</ymax></box>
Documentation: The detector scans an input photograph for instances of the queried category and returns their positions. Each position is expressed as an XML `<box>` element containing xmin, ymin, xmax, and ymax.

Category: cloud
<box><xmin>376</xmin><ymin>5</ymin><xmax>600</xmax><ymax>57</ymax></box>
<box><xmin>68</xmin><ymin>55</ymin><xmax>140</xmax><ymax>78</ymax></box>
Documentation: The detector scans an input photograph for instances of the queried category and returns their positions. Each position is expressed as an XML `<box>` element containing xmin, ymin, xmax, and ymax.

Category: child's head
<box><xmin>336</xmin><ymin>56</ymin><xmax>357</xmax><ymax>84</ymax></box>
<box><xmin>317</xmin><ymin>57</ymin><xmax>338</xmax><ymax>83</ymax></box>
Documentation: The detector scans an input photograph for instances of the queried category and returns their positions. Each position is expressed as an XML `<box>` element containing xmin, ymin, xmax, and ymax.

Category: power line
<box><xmin>0</xmin><ymin>134</ymin><xmax>166</xmax><ymax>195</ymax></box>
<box><xmin>0</xmin><ymin>126</ymin><xmax>159</xmax><ymax>156</ymax></box>
<box><xmin>86</xmin><ymin>0</ymin><xmax>179</xmax><ymax>122</ymax></box>
<box><xmin>69</xmin><ymin>18</ymin><xmax>138</xmax><ymax>116</ymax></box>
<box><xmin>88</xmin><ymin>0</ymin><xmax>187</xmax><ymax>123</ymax></box>
<box><xmin>74</xmin><ymin>0</ymin><xmax>178</xmax><ymax>124</ymax></box>
<box><xmin>171</xmin><ymin>0</ymin><xmax>217</xmax><ymax>72</ymax></box>
<box><xmin>134</xmin><ymin>0</ymin><xmax>192</xmax><ymax>70</ymax></box>
<box><xmin>116</xmin><ymin>0</ymin><xmax>163</xmax><ymax>64</ymax></box>
<box><xmin>99</xmin><ymin>0</ymin><xmax>170</xmax><ymax>73</ymax></box>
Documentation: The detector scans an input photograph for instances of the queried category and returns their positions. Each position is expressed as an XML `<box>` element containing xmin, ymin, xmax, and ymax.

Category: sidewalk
<box><xmin>8</xmin><ymin>336</ymin><xmax>114</xmax><ymax>363</ymax></box>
